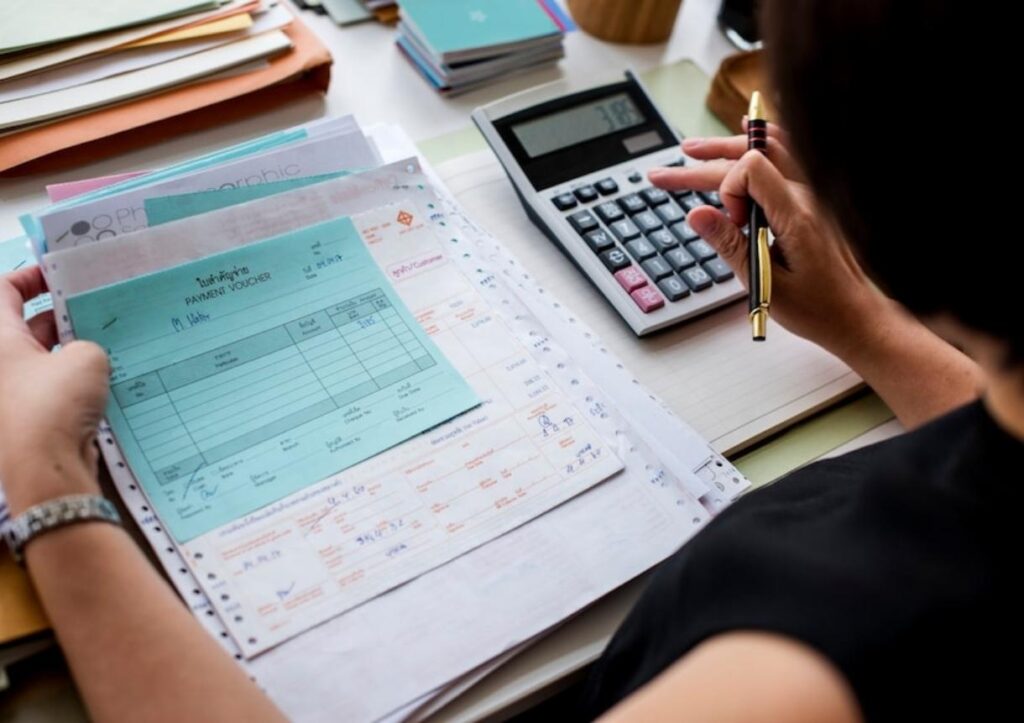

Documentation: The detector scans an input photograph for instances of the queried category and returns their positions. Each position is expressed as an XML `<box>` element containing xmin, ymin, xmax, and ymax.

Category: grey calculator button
<box><xmin>655</xmin><ymin>202</ymin><xmax>686</xmax><ymax>226</ymax></box>
<box><xmin>574</xmin><ymin>185</ymin><xmax>599</xmax><ymax>203</ymax></box>
<box><xmin>618</xmin><ymin>194</ymin><xmax>647</xmax><ymax>215</ymax></box>
<box><xmin>625</xmin><ymin>237</ymin><xmax>657</xmax><ymax>260</ymax></box>
<box><xmin>595</xmin><ymin>201</ymin><xmax>624</xmax><ymax>224</ymax></box>
<box><xmin>610</xmin><ymin>218</ymin><xmax>641</xmax><ymax>242</ymax></box>
<box><xmin>679</xmin><ymin>194</ymin><xmax>708</xmax><ymax>213</ymax></box>
<box><xmin>552</xmin><ymin>193</ymin><xmax>577</xmax><ymax>210</ymax></box>
<box><xmin>647</xmin><ymin>229</ymin><xmax>678</xmax><ymax>253</ymax></box>
<box><xmin>599</xmin><ymin>247</ymin><xmax>631</xmax><ymax>271</ymax></box>
<box><xmin>568</xmin><ymin>210</ymin><xmax>599</xmax><ymax>235</ymax></box>
<box><xmin>700</xmin><ymin>190</ymin><xmax>722</xmax><ymax>206</ymax></box>
<box><xmin>681</xmin><ymin>266</ymin><xmax>713</xmax><ymax>291</ymax></box>
<box><xmin>641</xmin><ymin>256</ymin><xmax>673</xmax><ymax>280</ymax></box>
<box><xmin>633</xmin><ymin>210</ymin><xmax>662</xmax><ymax>234</ymax></box>
<box><xmin>686</xmin><ymin>238</ymin><xmax>717</xmax><ymax>262</ymax></box>
<box><xmin>584</xmin><ymin>229</ymin><xmax>615</xmax><ymax>254</ymax></box>
<box><xmin>657</xmin><ymin>274</ymin><xmax>691</xmax><ymax>301</ymax></box>
<box><xmin>596</xmin><ymin>178</ymin><xmax>619</xmax><ymax>195</ymax></box>
<box><xmin>664</xmin><ymin>246</ymin><xmax>696</xmax><ymax>271</ymax></box>
<box><xmin>703</xmin><ymin>257</ymin><xmax>735</xmax><ymax>282</ymax></box>
<box><xmin>671</xmin><ymin>220</ymin><xmax>699</xmax><ymax>243</ymax></box>
<box><xmin>640</xmin><ymin>187</ymin><xmax>670</xmax><ymax>206</ymax></box>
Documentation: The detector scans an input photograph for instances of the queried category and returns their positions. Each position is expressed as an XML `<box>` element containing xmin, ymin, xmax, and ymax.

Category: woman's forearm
<box><xmin>829</xmin><ymin>296</ymin><xmax>982</xmax><ymax>428</ymax></box>
<box><xmin>20</xmin><ymin>463</ymin><xmax>285</xmax><ymax>722</ymax></box>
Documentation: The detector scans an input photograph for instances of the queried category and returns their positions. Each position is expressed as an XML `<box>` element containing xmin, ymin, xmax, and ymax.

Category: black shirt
<box><xmin>578</xmin><ymin>401</ymin><xmax>1017</xmax><ymax>721</ymax></box>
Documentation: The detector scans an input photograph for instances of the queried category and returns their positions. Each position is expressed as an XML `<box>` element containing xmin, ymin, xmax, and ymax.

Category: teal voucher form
<box><xmin>66</xmin><ymin>217</ymin><xmax>481</xmax><ymax>541</ymax></box>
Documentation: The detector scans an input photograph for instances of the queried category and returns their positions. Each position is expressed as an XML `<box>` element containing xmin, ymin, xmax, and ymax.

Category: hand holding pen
<box><xmin>746</xmin><ymin>91</ymin><xmax>771</xmax><ymax>341</ymax></box>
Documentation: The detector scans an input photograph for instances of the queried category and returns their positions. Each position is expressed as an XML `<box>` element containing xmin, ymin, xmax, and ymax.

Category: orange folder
<box><xmin>0</xmin><ymin>11</ymin><xmax>332</xmax><ymax>176</ymax></box>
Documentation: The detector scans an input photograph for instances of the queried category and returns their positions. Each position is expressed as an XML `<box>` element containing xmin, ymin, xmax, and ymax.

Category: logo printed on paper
<box><xmin>397</xmin><ymin>210</ymin><xmax>414</xmax><ymax>227</ymax></box>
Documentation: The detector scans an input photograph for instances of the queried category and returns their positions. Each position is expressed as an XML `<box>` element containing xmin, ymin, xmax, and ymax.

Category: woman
<box><xmin>0</xmin><ymin>0</ymin><xmax>1010</xmax><ymax>720</ymax></box>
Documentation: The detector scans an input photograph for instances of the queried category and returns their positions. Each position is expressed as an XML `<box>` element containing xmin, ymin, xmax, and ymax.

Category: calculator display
<box><xmin>511</xmin><ymin>93</ymin><xmax>646</xmax><ymax>158</ymax></box>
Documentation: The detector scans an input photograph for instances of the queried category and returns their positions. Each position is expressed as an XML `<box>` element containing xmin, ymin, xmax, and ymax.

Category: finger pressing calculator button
<box><xmin>640</xmin><ymin>187</ymin><xmax>670</xmax><ymax>206</ymax></box>
<box><xmin>614</xmin><ymin>266</ymin><xmax>648</xmax><ymax>292</ymax></box>
<box><xmin>584</xmin><ymin>229</ymin><xmax>615</xmax><ymax>253</ymax></box>
<box><xmin>664</xmin><ymin>246</ymin><xmax>697</xmax><ymax>271</ymax></box>
<box><xmin>574</xmin><ymin>185</ymin><xmax>598</xmax><ymax>203</ymax></box>
<box><xmin>610</xmin><ymin>218</ymin><xmax>641</xmax><ymax>242</ymax></box>
<box><xmin>552</xmin><ymin>193</ymin><xmax>577</xmax><ymax>210</ymax></box>
<box><xmin>686</xmin><ymin>238</ymin><xmax>717</xmax><ymax>262</ymax></box>
<box><xmin>630</xmin><ymin>286</ymin><xmax>665</xmax><ymax>313</ymax></box>
<box><xmin>600</xmin><ymin>247</ymin><xmax>631</xmax><ymax>272</ymax></box>
<box><xmin>625</xmin><ymin>237</ymin><xmax>657</xmax><ymax>260</ymax></box>
<box><xmin>702</xmin><ymin>257</ymin><xmax>735</xmax><ymax>282</ymax></box>
<box><xmin>654</xmin><ymin>202</ymin><xmax>685</xmax><ymax>226</ymax></box>
<box><xmin>595</xmin><ymin>201</ymin><xmax>624</xmax><ymax>224</ymax></box>
<box><xmin>657</xmin><ymin>274</ymin><xmax>691</xmax><ymax>301</ymax></box>
<box><xmin>633</xmin><ymin>210</ymin><xmax>663</xmax><ymax>234</ymax></box>
<box><xmin>647</xmin><ymin>229</ymin><xmax>678</xmax><ymax>253</ymax></box>
<box><xmin>681</xmin><ymin>266</ymin><xmax>713</xmax><ymax>291</ymax></box>
<box><xmin>641</xmin><ymin>256</ymin><xmax>673</xmax><ymax>280</ymax></box>
<box><xmin>595</xmin><ymin>178</ymin><xmax>619</xmax><ymax>195</ymax></box>
<box><xmin>618</xmin><ymin>194</ymin><xmax>647</xmax><ymax>215</ymax></box>
<box><xmin>671</xmin><ymin>220</ymin><xmax>699</xmax><ymax>243</ymax></box>
<box><xmin>679</xmin><ymin>194</ymin><xmax>709</xmax><ymax>213</ymax></box>
<box><xmin>568</xmin><ymin>209</ymin><xmax>599</xmax><ymax>235</ymax></box>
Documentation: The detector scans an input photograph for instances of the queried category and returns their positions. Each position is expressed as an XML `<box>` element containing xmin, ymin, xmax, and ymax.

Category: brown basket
<box><xmin>706</xmin><ymin>50</ymin><xmax>778</xmax><ymax>134</ymax></box>
<box><xmin>566</xmin><ymin>0</ymin><xmax>684</xmax><ymax>44</ymax></box>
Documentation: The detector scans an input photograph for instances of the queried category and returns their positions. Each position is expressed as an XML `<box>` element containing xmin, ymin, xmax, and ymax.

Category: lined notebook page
<box><xmin>437</xmin><ymin>151</ymin><xmax>861</xmax><ymax>454</ymax></box>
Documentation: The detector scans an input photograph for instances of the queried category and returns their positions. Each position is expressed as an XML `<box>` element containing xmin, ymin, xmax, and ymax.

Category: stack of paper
<box><xmin>396</xmin><ymin>0</ymin><xmax>574</xmax><ymax>95</ymax></box>
<box><xmin>2</xmin><ymin>117</ymin><xmax>748</xmax><ymax>719</ymax></box>
<box><xmin>0</xmin><ymin>2</ymin><xmax>332</xmax><ymax>173</ymax></box>
<box><xmin>295</xmin><ymin>0</ymin><xmax>400</xmax><ymax>26</ymax></box>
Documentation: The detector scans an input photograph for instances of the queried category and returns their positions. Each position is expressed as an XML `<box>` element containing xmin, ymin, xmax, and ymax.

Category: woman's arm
<box><xmin>602</xmin><ymin>632</ymin><xmax>862</xmax><ymax>723</ymax></box>
<box><xmin>650</xmin><ymin>131</ymin><xmax>981</xmax><ymax>428</ymax></box>
<box><xmin>0</xmin><ymin>267</ymin><xmax>285</xmax><ymax>723</ymax></box>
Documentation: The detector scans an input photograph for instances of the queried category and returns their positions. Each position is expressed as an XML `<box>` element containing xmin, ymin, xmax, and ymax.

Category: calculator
<box><xmin>472</xmin><ymin>71</ymin><xmax>744</xmax><ymax>336</ymax></box>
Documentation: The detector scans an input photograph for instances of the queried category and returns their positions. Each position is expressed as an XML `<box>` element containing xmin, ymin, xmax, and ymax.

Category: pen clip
<box><xmin>756</xmin><ymin>227</ymin><xmax>771</xmax><ymax>308</ymax></box>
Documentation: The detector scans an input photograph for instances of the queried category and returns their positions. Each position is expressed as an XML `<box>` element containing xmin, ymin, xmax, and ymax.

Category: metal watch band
<box><xmin>3</xmin><ymin>494</ymin><xmax>121</xmax><ymax>564</ymax></box>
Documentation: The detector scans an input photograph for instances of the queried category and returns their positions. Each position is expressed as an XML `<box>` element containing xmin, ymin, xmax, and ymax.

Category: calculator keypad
<box><xmin>556</xmin><ymin>175</ymin><xmax>728</xmax><ymax>315</ymax></box>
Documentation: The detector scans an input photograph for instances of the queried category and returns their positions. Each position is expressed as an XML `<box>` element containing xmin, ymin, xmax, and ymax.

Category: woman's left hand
<box><xmin>0</xmin><ymin>267</ymin><xmax>110</xmax><ymax>515</ymax></box>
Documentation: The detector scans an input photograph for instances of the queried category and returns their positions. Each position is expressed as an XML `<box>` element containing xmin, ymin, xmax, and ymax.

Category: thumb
<box><xmin>686</xmin><ymin>207</ymin><xmax>749</xmax><ymax>287</ymax></box>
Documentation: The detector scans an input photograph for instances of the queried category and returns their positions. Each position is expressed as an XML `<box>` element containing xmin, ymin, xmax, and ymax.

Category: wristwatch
<box><xmin>3</xmin><ymin>494</ymin><xmax>121</xmax><ymax>564</ymax></box>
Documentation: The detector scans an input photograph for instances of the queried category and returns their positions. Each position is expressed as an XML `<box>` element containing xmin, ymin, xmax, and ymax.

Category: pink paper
<box><xmin>46</xmin><ymin>170</ymin><xmax>149</xmax><ymax>202</ymax></box>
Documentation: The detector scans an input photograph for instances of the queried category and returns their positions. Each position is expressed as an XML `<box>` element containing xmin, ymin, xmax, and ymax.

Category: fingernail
<box><xmin>688</xmin><ymin>213</ymin><xmax>718</xmax><ymax>237</ymax></box>
<box><xmin>682</xmin><ymin>138</ymin><xmax>704</xmax><ymax>149</ymax></box>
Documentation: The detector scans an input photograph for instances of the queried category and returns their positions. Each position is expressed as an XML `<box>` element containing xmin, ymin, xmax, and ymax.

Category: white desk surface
<box><xmin>0</xmin><ymin>2</ymin><xmax>746</xmax><ymax>721</ymax></box>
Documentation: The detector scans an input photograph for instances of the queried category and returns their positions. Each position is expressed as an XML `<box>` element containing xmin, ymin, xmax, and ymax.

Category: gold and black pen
<box><xmin>747</xmin><ymin>91</ymin><xmax>771</xmax><ymax>341</ymax></box>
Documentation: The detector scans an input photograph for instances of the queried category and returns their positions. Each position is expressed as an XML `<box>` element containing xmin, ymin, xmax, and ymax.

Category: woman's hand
<box><xmin>648</xmin><ymin>125</ymin><xmax>888</xmax><ymax>358</ymax></box>
<box><xmin>0</xmin><ymin>266</ymin><xmax>110</xmax><ymax>515</ymax></box>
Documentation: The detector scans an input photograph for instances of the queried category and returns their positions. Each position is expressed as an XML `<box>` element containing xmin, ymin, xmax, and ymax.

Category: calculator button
<box><xmin>700</xmin><ymin>190</ymin><xmax>722</xmax><ymax>206</ymax></box>
<box><xmin>568</xmin><ymin>209</ymin><xmax>599</xmax><ymax>235</ymax></box>
<box><xmin>599</xmin><ymin>247</ymin><xmax>631</xmax><ymax>272</ymax></box>
<box><xmin>595</xmin><ymin>178</ymin><xmax>619</xmax><ymax>195</ymax></box>
<box><xmin>667</xmin><ymin>157</ymin><xmax>687</xmax><ymax>167</ymax></box>
<box><xmin>640</xmin><ymin>187</ymin><xmax>670</xmax><ymax>206</ymax></box>
<box><xmin>654</xmin><ymin>202</ymin><xmax>686</xmax><ymax>226</ymax></box>
<box><xmin>641</xmin><ymin>256</ymin><xmax>674</xmax><ymax>280</ymax></box>
<box><xmin>703</xmin><ymin>257</ymin><xmax>735</xmax><ymax>282</ymax></box>
<box><xmin>679</xmin><ymin>194</ymin><xmax>709</xmax><ymax>213</ymax></box>
<box><xmin>630</xmin><ymin>286</ymin><xmax>665</xmax><ymax>313</ymax></box>
<box><xmin>584</xmin><ymin>229</ymin><xmax>615</xmax><ymax>254</ymax></box>
<box><xmin>574</xmin><ymin>185</ymin><xmax>598</xmax><ymax>203</ymax></box>
<box><xmin>628</xmin><ymin>172</ymin><xmax>643</xmax><ymax>184</ymax></box>
<box><xmin>671</xmin><ymin>220</ymin><xmax>699</xmax><ymax>243</ymax></box>
<box><xmin>647</xmin><ymin>229</ymin><xmax>678</xmax><ymax>253</ymax></box>
<box><xmin>595</xmin><ymin>201</ymin><xmax>625</xmax><ymax>224</ymax></box>
<box><xmin>614</xmin><ymin>266</ymin><xmax>648</xmax><ymax>292</ymax></box>
<box><xmin>610</xmin><ymin>218</ymin><xmax>641</xmax><ymax>242</ymax></box>
<box><xmin>633</xmin><ymin>210</ymin><xmax>663</xmax><ymax>234</ymax></box>
<box><xmin>664</xmin><ymin>246</ymin><xmax>697</xmax><ymax>271</ymax></box>
<box><xmin>625</xmin><ymin>237</ymin><xmax>657</xmax><ymax>260</ymax></box>
<box><xmin>552</xmin><ymin>193</ymin><xmax>577</xmax><ymax>211</ymax></box>
<box><xmin>657</xmin><ymin>274</ymin><xmax>691</xmax><ymax>301</ymax></box>
<box><xmin>681</xmin><ymin>266</ymin><xmax>713</xmax><ymax>291</ymax></box>
<box><xmin>686</xmin><ymin>238</ymin><xmax>717</xmax><ymax>262</ymax></box>
<box><xmin>618</xmin><ymin>194</ymin><xmax>647</xmax><ymax>215</ymax></box>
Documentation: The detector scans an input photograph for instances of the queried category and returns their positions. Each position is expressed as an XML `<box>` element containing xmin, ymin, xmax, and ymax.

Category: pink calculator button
<box><xmin>614</xmin><ymin>266</ymin><xmax>647</xmax><ymax>292</ymax></box>
<box><xmin>630</xmin><ymin>286</ymin><xmax>665</xmax><ymax>313</ymax></box>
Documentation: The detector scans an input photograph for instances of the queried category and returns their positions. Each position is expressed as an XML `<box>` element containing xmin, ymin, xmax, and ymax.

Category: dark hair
<box><xmin>762</xmin><ymin>1</ymin><xmax>1020</xmax><ymax>360</ymax></box>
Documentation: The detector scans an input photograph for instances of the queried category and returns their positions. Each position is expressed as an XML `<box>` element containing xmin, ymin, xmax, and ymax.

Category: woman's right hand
<box><xmin>648</xmin><ymin>126</ymin><xmax>890</xmax><ymax>358</ymax></box>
